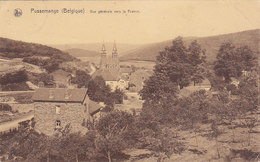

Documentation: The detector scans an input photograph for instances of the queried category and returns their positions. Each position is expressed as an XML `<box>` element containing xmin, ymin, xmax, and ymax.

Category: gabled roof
<box><xmin>32</xmin><ymin>88</ymin><xmax>88</xmax><ymax>103</ymax></box>
<box><xmin>89</xmin><ymin>100</ymin><xmax>103</xmax><ymax>116</ymax></box>
<box><xmin>101</xmin><ymin>57</ymin><xmax>118</xmax><ymax>65</ymax></box>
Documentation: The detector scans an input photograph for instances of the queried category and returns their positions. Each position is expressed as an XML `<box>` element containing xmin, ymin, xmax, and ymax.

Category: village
<box><xmin>1</xmin><ymin>35</ymin><xmax>259</xmax><ymax>162</ymax></box>
<box><xmin>0</xmin><ymin>41</ymin><xmax>215</xmax><ymax>136</ymax></box>
<box><xmin>0</xmin><ymin>42</ymin><xmax>150</xmax><ymax>135</ymax></box>
<box><xmin>0</xmin><ymin>0</ymin><xmax>259</xmax><ymax>157</ymax></box>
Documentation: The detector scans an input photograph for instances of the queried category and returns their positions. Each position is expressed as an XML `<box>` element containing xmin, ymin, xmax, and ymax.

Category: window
<box><xmin>55</xmin><ymin>120</ymin><xmax>61</xmax><ymax>128</ymax></box>
<box><xmin>56</xmin><ymin>105</ymin><xmax>61</xmax><ymax>114</ymax></box>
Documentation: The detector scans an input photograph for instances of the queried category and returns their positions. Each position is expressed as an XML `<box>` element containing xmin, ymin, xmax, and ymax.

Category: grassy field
<box><xmin>78</xmin><ymin>57</ymin><xmax>156</xmax><ymax>70</ymax></box>
<box><xmin>124</xmin><ymin>109</ymin><xmax>260</xmax><ymax>162</ymax></box>
<box><xmin>120</xmin><ymin>60</ymin><xmax>155</xmax><ymax>70</ymax></box>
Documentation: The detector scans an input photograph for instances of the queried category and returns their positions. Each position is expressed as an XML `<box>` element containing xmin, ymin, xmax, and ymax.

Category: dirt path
<box><xmin>0</xmin><ymin>112</ymin><xmax>34</xmax><ymax>133</ymax></box>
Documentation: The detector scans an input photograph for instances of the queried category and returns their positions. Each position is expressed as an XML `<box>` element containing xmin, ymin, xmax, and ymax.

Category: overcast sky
<box><xmin>0</xmin><ymin>0</ymin><xmax>259</xmax><ymax>45</ymax></box>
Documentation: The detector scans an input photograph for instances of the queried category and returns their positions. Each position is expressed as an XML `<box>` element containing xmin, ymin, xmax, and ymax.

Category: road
<box><xmin>0</xmin><ymin>112</ymin><xmax>34</xmax><ymax>133</ymax></box>
<box><xmin>0</xmin><ymin>91</ymin><xmax>35</xmax><ymax>95</ymax></box>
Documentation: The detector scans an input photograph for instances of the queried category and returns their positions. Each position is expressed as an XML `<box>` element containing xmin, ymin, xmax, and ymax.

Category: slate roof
<box><xmin>32</xmin><ymin>88</ymin><xmax>88</xmax><ymax>103</ymax></box>
<box><xmin>101</xmin><ymin>57</ymin><xmax>119</xmax><ymax>66</ymax></box>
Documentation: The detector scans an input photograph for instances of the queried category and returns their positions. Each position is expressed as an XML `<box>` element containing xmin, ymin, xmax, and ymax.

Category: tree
<box><xmin>210</xmin><ymin>120</ymin><xmax>222</xmax><ymax>159</ymax></box>
<box><xmin>0</xmin><ymin>70</ymin><xmax>28</xmax><ymax>85</ymax></box>
<box><xmin>140</xmin><ymin>74</ymin><xmax>179</xmax><ymax>103</ymax></box>
<box><xmin>95</xmin><ymin>110</ymin><xmax>134</xmax><ymax>162</ymax></box>
<box><xmin>71</xmin><ymin>70</ymin><xmax>91</xmax><ymax>88</ymax></box>
<box><xmin>22</xmin><ymin>57</ymin><xmax>48</xmax><ymax>67</ymax></box>
<box><xmin>87</xmin><ymin>76</ymin><xmax>121</xmax><ymax>110</ymax></box>
<box><xmin>214</xmin><ymin>42</ymin><xmax>257</xmax><ymax>83</ymax></box>
<box><xmin>147</xmin><ymin>128</ymin><xmax>185</xmax><ymax>160</ymax></box>
<box><xmin>44</xmin><ymin>58</ymin><xmax>61</xmax><ymax>73</ymax></box>
<box><xmin>56</xmin><ymin>133</ymin><xmax>86</xmax><ymax>162</ymax></box>
<box><xmin>95</xmin><ymin>134</ymin><xmax>125</xmax><ymax>162</ymax></box>
<box><xmin>38</xmin><ymin>73</ymin><xmax>54</xmax><ymax>86</ymax></box>
<box><xmin>8</xmin><ymin>130</ymin><xmax>53</xmax><ymax>162</ymax></box>
<box><xmin>140</xmin><ymin>37</ymin><xmax>206</xmax><ymax>125</ymax></box>
<box><xmin>175</xmin><ymin>90</ymin><xmax>209</xmax><ymax>128</ymax></box>
<box><xmin>140</xmin><ymin>37</ymin><xmax>206</xmax><ymax>102</ymax></box>
<box><xmin>237</xmin><ymin>73</ymin><xmax>258</xmax><ymax>111</ymax></box>
<box><xmin>110</xmin><ymin>88</ymin><xmax>124</xmax><ymax>104</ymax></box>
<box><xmin>87</xmin><ymin>76</ymin><xmax>111</xmax><ymax>103</ymax></box>
<box><xmin>188</xmin><ymin>40</ymin><xmax>207</xmax><ymax>86</ymax></box>
<box><xmin>0</xmin><ymin>103</ymin><xmax>12</xmax><ymax>112</ymax></box>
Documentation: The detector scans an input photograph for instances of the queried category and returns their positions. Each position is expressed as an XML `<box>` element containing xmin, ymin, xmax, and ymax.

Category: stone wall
<box><xmin>34</xmin><ymin>102</ymin><xmax>88</xmax><ymax>136</ymax></box>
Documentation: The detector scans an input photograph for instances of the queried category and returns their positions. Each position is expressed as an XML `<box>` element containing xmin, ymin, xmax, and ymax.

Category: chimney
<box><xmin>49</xmin><ymin>90</ymin><xmax>54</xmax><ymax>99</ymax></box>
<box><xmin>65</xmin><ymin>89</ymin><xmax>70</xmax><ymax>99</ymax></box>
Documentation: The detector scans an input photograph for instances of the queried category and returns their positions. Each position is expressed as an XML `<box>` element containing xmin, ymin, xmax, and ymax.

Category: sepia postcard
<box><xmin>0</xmin><ymin>0</ymin><xmax>259</xmax><ymax>162</ymax></box>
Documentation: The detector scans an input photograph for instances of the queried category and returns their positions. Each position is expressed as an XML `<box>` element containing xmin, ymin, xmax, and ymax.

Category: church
<box><xmin>92</xmin><ymin>42</ymin><xmax>128</xmax><ymax>91</ymax></box>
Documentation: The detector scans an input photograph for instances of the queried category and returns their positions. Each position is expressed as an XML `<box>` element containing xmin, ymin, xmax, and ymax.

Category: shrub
<box><xmin>0</xmin><ymin>70</ymin><xmax>28</xmax><ymax>85</ymax></box>
<box><xmin>1</xmin><ymin>82</ymin><xmax>30</xmax><ymax>91</ymax></box>
<box><xmin>0</xmin><ymin>103</ymin><xmax>12</xmax><ymax>111</ymax></box>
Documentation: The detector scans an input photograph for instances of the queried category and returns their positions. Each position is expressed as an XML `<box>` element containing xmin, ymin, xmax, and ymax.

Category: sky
<box><xmin>0</xmin><ymin>0</ymin><xmax>259</xmax><ymax>45</ymax></box>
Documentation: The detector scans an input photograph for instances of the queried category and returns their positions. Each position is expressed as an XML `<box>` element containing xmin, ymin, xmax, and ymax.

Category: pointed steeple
<box><xmin>112</xmin><ymin>40</ymin><xmax>118</xmax><ymax>58</ymax></box>
<box><xmin>112</xmin><ymin>41</ymin><xmax>117</xmax><ymax>52</ymax></box>
<box><xmin>101</xmin><ymin>41</ymin><xmax>106</xmax><ymax>56</ymax></box>
<box><xmin>100</xmin><ymin>41</ymin><xmax>107</xmax><ymax>69</ymax></box>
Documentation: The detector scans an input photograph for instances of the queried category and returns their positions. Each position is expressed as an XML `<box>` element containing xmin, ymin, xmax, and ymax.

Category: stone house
<box><xmin>32</xmin><ymin>88</ymin><xmax>102</xmax><ymax>136</ymax></box>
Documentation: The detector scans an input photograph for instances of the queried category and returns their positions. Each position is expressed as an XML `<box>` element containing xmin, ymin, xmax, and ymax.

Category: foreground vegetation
<box><xmin>0</xmin><ymin>37</ymin><xmax>259</xmax><ymax>162</ymax></box>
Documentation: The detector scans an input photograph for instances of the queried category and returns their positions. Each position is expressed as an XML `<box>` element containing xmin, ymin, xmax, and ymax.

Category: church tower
<box><xmin>112</xmin><ymin>41</ymin><xmax>118</xmax><ymax>59</ymax></box>
<box><xmin>112</xmin><ymin>41</ymin><xmax>119</xmax><ymax>68</ymax></box>
<box><xmin>100</xmin><ymin>42</ymin><xmax>106</xmax><ymax>69</ymax></box>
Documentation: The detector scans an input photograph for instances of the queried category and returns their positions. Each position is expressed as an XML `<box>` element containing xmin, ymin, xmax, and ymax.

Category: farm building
<box><xmin>32</xmin><ymin>88</ymin><xmax>103</xmax><ymax>136</ymax></box>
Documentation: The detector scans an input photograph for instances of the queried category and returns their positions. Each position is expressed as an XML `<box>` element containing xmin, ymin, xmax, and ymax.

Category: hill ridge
<box><xmin>120</xmin><ymin>29</ymin><xmax>260</xmax><ymax>63</ymax></box>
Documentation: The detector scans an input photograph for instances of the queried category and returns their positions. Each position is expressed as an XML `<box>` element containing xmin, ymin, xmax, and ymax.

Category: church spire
<box><xmin>101</xmin><ymin>41</ymin><xmax>106</xmax><ymax>56</ymax></box>
<box><xmin>100</xmin><ymin>41</ymin><xmax>106</xmax><ymax>69</ymax></box>
<box><xmin>112</xmin><ymin>40</ymin><xmax>118</xmax><ymax>58</ymax></box>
